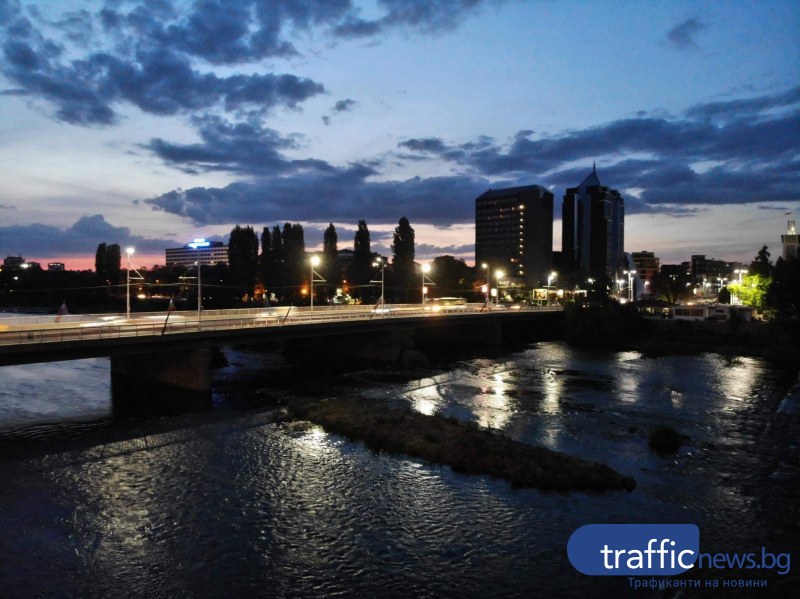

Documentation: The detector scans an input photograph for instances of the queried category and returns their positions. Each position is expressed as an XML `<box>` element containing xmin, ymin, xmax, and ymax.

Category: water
<box><xmin>0</xmin><ymin>341</ymin><xmax>798</xmax><ymax>597</ymax></box>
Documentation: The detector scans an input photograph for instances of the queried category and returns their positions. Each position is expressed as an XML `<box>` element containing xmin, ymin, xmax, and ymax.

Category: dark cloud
<box><xmin>394</xmin><ymin>88</ymin><xmax>800</xmax><ymax>213</ymax></box>
<box><xmin>333</xmin><ymin>98</ymin><xmax>357</xmax><ymax>113</ymax></box>
<box><xmin>323</xmin><ymin>98</ymin><xmax>358</xmax><ymax>125</ymax></box>
<box><xmin>685</xmin><ymin>86</ymin><xmax>800</xmax><ymax>122</ymax></box>
<box><xmin>0</xmin><ymin>214</ymin><xmax>173</xmax><ymax>255</ymax></box>
<box><xmin>667</xmin><ymin>18</ymin><xmax>706</xmax><ymax>50</ymax></box>
<box><xmin>0</xmin><ymin>3</ymin><xmax>326</xmax><ymax>126</ymax></box>
<box><xmin>140</xmin><ymin>86</ymin><xmax>798</xmax><ymax>228</ymax></box>
<box><xmin>1</xmin><ymin>0</ymin><xmax>507</xmax><ymax>127</ymax></box>
<box><xmin>416</xmin><ymin>242</ymin><xmax>474</xmax><ymax>255</ymax></box>
<box><xmin>145</xmin><ymin>170</ymin><xmax>492</xmax><ymax>227</ymax></box>
<box><xmin>334</xmin><ymin>0</ymin><xmax>494</xmax><ymax>38</ymax></box>
<box><xmin>757</xmin><ymin>205</ymin><xmax>791</xmax><ymax>211</ymax></box>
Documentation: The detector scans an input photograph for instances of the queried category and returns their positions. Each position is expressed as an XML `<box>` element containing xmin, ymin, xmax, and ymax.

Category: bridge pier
<box><xmin>110</xmin><ymin>345</ymin><xmax>213</xmax><ymax>416</ymax></box>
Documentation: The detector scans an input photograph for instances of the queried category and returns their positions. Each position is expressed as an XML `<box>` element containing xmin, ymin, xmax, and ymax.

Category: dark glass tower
<box><xmin>475</xmin><ymin>185</ymin><xmax>553</xmax><ymax>288</ymax></box>
<box><xmin>561</xmin><ymin>165</ymin><xmax>624</xmax><ymax>279</ymax></box>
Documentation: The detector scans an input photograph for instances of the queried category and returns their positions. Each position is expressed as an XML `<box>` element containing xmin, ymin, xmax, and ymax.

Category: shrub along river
<box><xmin>0</xmin><ymin>339</ymin><xmax>798</xmax><ymax>596</ymax></box>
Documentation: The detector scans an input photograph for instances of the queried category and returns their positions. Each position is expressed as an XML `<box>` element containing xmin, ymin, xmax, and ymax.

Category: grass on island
<box><xmin>289</xmin><ymin>399</ymin><xmax>636</xmax><ymax>493</ymax></box>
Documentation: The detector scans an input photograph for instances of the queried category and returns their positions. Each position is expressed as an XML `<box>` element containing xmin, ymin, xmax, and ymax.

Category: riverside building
<box><xmin>475</xmin><ymin>185</ymin><xmax>554</xmax><ymax>290</ymax></box>
<box><xmin>165</xmin><ymin>239</ymin><xmax>229</xmax><ymax>267</ymax></box>
<box><xmin>561</xmin><ymin>165</ymin><xmax>625</xmax><ymax>279</ymax></box>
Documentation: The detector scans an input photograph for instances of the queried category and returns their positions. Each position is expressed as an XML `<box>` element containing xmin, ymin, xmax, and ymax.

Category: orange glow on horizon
<box><xmin>21</xmin><ymin>253</ymin><xmax>166</xmax><ymax>272</ymax></box>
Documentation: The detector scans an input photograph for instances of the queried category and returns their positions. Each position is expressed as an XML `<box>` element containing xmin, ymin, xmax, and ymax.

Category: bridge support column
<box><xmin>110</xmin><ymin>346</ymin><xmax>213</xmax><ymax>416</ymax></box>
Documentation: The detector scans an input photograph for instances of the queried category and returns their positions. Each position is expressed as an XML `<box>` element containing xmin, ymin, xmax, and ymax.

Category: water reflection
<box><xmin>0</xmin><ymin>342</ymin><xmax>797</xmax><ymax>596</ymax></box>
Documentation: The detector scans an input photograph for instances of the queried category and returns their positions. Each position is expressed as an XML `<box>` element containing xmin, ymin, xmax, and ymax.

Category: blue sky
<box><xmin>0</xmin><ymin>0</ymin><xmax>798</xmax><ymax>269</ymax></box>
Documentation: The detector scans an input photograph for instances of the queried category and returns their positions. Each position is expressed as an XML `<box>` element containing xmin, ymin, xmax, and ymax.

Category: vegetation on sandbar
<box><xmin>289</xmin><ymin>399</ymin><xmax>636</xmax><ymax>493</ymax></box>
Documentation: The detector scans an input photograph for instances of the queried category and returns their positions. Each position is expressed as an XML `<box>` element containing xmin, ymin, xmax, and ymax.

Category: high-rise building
<box><xmin>631</xmin><ymin>251</ymin><xmax>660</xmax><ymax>282</ymax></box>
<box><xmin>561</xmin><ymin>165</ymin><xmax>624</xmax><ymax>279</ymax></box>
<box><xmin>781</xmin><ymin>219</ymin><xmax>798</xmax><ymax>260</ymax></box>
<box><xmin>166</xmin><ymin>239</ymin><xmax>229</xmax><ymax>267</ymax></box>
<box><xmin>475</xmin><ymin>185</ymin><xmax>553</xmax><ymax>288</ymax></box>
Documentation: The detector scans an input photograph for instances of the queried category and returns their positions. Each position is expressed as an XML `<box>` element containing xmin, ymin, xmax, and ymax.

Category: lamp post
<box><xmin>421</xmin><ymin>263</ymin><xmax>432</xmax><ymax>305</ymax></box>
<box><xmin>628</xmin><ymin>269</ymin><xmax>636</xmax><ymax>301</ymax></box>
<box><xmin>125</xmin><ymin>247</ymin><xmax>134</xmax><ymax>320</ymax></box>
<box><xmin>310</xmin><ymin>255</ymin><xmax>321</xmax><ymax>310</ymax></box>
<box><xmin>372</xmin><ymin>257</ymin><xmax>385</xmax><ymax>305</ymax></box>
<box><xmin>617</xmin><ymin>278</ymin><xmax>625</xmax><ymax>299</ymax></box>
<box><xmin>495</xmin><ymin>269</ymin><xmax>504</xmax><ymax>305</ymax></box>
<box><xmin>623</xmin><ymin>270</ymin><xmax>636</xmax><ymax>301</ymax></box>
<box><xmin>481</xmin><ymin>263</ymin><xmax>489</xmax><ymax>306</ymax></box>
<box><xmin>547</xmin><ymin>271</ymin><xmax>557</xmax><ymax>305</ymax></box>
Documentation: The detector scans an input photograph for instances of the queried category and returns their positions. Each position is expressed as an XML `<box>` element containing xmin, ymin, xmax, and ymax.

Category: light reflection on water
<box><xmin>0</xmin><ymin>341</ymin><xmax>798</xmax><ymax>596</ymax></box>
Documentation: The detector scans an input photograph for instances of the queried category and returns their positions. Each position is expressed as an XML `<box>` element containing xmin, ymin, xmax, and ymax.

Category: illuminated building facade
<box><xmin>562</xmin><ymin>165</ymin><xmax>625</xmax><ymax>279</ymax></box>
<box><xmin>165</xmin><ymin>239</ymin><xmax>229</xmax><ymax>267</ymax></box>
<box><xmin>475</xmin><ymin>185</ymin><xmax>554</xmax><ymax>288</ymax></box>
<box><xmin>782</xmin><ymin>220</ymin><xmax>798</xmax><ymax>260</ymax></box>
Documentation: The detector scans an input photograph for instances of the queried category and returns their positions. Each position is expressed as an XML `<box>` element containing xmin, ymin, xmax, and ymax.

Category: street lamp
<box><xmin>547</xmin><ymin>271</ymin><xmax>557</xmax><ymax>305</ymax></box>
<box><xmin>623</xmin><ymin>270</ymin><xmax>636</xmax><ymax>301</ymax></box>
<box><xmin>126</xmin><ymin>247</ymin><xmax>134</xmax><ymax>320</ymax></box>
<box><xmin>481</xmin><ymin>263</ymin><xmax>489</xmax><ymax>306</ymax></box>
<box><xmin>310</xmin><ymin>255</ymin><xmax>322</xmax><ymax>310</ymax></box>
<box><xmin>422</xmin><ymin>263</ymin><xmax>432</xmax><ymax>305</ymax></box>
<box><xmin>187</xmin><ymin>238</ymin><xmax>208</xmax><ymax>326</ymax></box>
<box><xmin>372</xmin><ymin>257</ymin><xmax>385</xmax><ymax>306</ymax></box>
<box><xmin>495</xmin><ymin>269</ymin><xmax>504</xmax><ymax>305</ymax></box>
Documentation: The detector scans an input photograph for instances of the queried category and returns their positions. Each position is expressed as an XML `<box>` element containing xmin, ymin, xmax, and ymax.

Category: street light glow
<box><xmin>310</xmin><ymin>255</ymin><xmax>321</xmax><ymax>267</ymax></box>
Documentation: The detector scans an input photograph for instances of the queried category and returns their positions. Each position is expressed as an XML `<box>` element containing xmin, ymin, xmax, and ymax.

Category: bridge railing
<box><xmin>0</xmin><ymin>303</ymin><xmax>563</xmax><ymax>348</ymax></box>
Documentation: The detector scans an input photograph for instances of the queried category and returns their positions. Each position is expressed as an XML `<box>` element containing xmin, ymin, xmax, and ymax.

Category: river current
<box><xmin>0</xmin><ymin>336</ymin><xmax>798</xmax><ymax>597</ymax></box>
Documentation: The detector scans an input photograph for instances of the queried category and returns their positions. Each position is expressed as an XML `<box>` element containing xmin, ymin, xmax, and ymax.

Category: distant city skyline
<box><xmin>0</xmin><ymin>0</ymin><xmax>798</xmax><ymax>270</ymax></box>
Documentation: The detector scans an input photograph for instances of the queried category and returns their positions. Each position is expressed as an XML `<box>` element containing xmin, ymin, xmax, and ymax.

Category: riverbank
<box><xmin>563</xmin><ymin>304</ymin><xmax>800</xmax><ymax>366</ymax></box>
<box><xmin>288</xmin><ymin>399</ymin><xmax>636</xmax><ymax>492</ymax></box>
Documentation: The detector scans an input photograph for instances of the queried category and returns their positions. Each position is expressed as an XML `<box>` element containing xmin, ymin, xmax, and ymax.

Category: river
<box><xmin>0</xmin><ymin>334</ymin><xmax>798</xmax><ymax>597</ymax></box>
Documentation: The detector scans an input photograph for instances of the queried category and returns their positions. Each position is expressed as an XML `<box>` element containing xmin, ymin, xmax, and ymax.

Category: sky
<box><xmin>0</xmin><ymin>0</ymin><xmax>798</xmax><ymax>271</ymax></box>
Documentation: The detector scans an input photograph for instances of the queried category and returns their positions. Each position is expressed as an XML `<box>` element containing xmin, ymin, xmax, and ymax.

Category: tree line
<box><xmin>227</xmin><ymin>216</ymin><xmax>435</xmax><ymax>304</ymax></box>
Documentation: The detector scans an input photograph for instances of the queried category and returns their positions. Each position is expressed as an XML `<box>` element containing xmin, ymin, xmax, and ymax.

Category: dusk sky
<box><xmin>0</xmin><ymin>0</ymin><xmax>798</xmax><ymax>270</ymax></box>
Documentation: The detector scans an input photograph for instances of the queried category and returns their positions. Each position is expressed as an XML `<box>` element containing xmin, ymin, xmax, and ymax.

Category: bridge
<box><xmin>0</xmin><ymin>304</ymin><xmax>563</xmax><ymax>414</ymax></box>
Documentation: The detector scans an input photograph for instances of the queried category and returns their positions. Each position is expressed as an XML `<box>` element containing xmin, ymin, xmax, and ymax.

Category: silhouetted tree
<box><xmin>653</xmin><ymin>269</ymin><xmax>691</xmax><ymax>304</ymax></box>
<box><xmin>260</xmin><ymin>226</ymin><xmax>272</xmax><ymax>287</ymax></box>
<box><xmin>95</xmin><ymin>243</ymin><xmax>107</xmax><ymax>280</ymax></box>
<box><xmin>270</xmin><ymin>225</ymin><xmax>284</xmax><ymax>295</ymax></box>
<box><xmin>323</xmin><ymin>223</ymin><xmax>340</xmax><ymax>289</ymax></box>
<box><xmin>228</xmin><ymin>225</ymin><xmax>259</xmax><ymax>298</ymax></box>
<box><xmin>392</xmin><ymin>216</ymin><xmax>415</xmax><ymax>301</ymax></box>
<box><xmin>347</xmin><ymin>220</ymin><xmax>373</xmax><ymax>299</ymax></box>
<box><xmin>105</xmin><ymin>244</ymin><xmax>121</xmax><ymax>286</ymax></box>
<box><xmin>750</xmin><ymin>245</ymin><xmax>774</xmax><ymax>277</ymax></box>
<box><xmin>767</xmin><ymin>257</ymin><xmax>800</xmax><ymax>322</ymax></box>
<box><xmin>282</xmin><ymin>223</ymin><xmax>306</xmax><ymax>298</ymax></box>
<box><xmin>430</xmin><ymin>255</ymin><xmax>472</xmax><ymax>298</ymax></box>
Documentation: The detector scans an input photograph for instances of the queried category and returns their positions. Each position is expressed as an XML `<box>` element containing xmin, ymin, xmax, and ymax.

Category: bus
<box><xmin>425</xmin><ymin>297</ymin><xmax>467</xmax><ymax>312</ymax></box>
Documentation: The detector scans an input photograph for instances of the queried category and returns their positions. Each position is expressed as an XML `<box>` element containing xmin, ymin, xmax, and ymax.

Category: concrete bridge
<box><xmin>0</xmin><ymin>304</ymin><xmax>563</xmax><ymax>414</ymax></box>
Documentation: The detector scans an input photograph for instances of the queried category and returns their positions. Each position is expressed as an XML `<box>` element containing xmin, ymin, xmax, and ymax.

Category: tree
<box><xmin>323</xmin><ymin>223</ymin><xmax>340</xmax><ymax>288</ymax></box>
<box><xmin>270</xmin><ymin>225</ymin><xmax>284</xmax><ymax>295</ymax></box>
<box><xmin>95</xmin><ymin>243</ymin><xmax>107</xmax><ymax>280</ymax></box>
<box><xmin>228</xmin><ymin>225</ymin><xmax>259</xmax><ymax>298</ymax></box>
<box><xmin>391</xmin><ymin>216</ymin><xmax>416</xmax><ymax>301</ymax></box>
<box><xmin>729</xmin><ymin>273</ymin><xmax>771</xmax><ymax>311</ymax></box>
<box><xmin>282</xmin><ymin>223</ymin><xmax>306</xmax><ymax>299</ymax></box>
<box><xmin>750</xmin><ymin>245</ymin><xmax>774</xmax><ymax>277</ymax></box>
<box><xmin>653</xmin><ymin>269</ymin><xmax>692</xmax><ymax>304</ymax></box>
<box><xmin>104</xmin><ymin>244</ymin><xmax>121</xmax><ymax>286</ymax></box>
<box><xmin>260</xmin><ymin>226</ymin><xmax>272</xmax><ymax>287</ymax></box>
<box><xmin>430</xmin><ymin>255</ymin><xmax>472</xmax><ymax>298</ymax></box>
<box><xmin>767</xmin><ymin>257</ymin><xmax>800</xmax><ymax>322</ymax></box>
<box><xmin>347</xmin><ymin>220</ymin><xmax>373</xmax><ymax>298</ymax></box>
